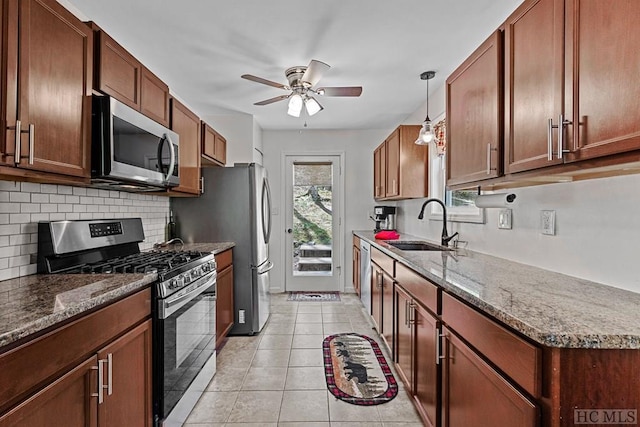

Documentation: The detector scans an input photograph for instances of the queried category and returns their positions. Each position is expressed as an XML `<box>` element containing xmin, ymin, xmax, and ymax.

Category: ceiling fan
<box><xmin>241</xmin><ymin>59</ymin><xmax>363</xmax><ymax>117</ymax></box>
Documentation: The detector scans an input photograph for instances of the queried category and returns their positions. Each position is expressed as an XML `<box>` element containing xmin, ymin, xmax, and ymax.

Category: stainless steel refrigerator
<box><xmin>171</xmin><ymin>163</ymin><xmax>272</xmax><ymax>335</ymax></box>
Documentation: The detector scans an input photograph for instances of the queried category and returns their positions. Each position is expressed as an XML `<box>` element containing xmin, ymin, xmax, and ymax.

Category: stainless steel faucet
<box><xmin>417</xmin><ymin>198</ymin><xmax>459</xmax><ymax>247</ymax></box>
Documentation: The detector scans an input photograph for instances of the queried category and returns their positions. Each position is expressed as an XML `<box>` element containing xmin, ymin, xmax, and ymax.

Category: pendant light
<box><xmin>415</xmin><ymin>70</ymin><xmax>436</xmax><ymax>145</ymax></box>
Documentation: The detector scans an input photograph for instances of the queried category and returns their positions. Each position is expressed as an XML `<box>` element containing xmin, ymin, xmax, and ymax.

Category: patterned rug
<box><xmin>288</xmin><ymin>292</ymin><xmax>341</xmax><ymax>301</ymax></box>
<box><xmin>323</xmin><ymin>333</ymin><xmax>398</xmax><ymax>405</ymax></box>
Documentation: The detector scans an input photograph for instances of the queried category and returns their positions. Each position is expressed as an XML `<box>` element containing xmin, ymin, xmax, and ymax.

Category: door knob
<box><xmin>286</xmin><ymin>228</ymin><xmax>292</xmax><ymax>233</ymax></box>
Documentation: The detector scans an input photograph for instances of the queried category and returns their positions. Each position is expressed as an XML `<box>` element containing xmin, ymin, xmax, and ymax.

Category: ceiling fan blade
<box><xmin>301</xmin><ymin>60</ymin><xmax>330</xmax><ymax>86</ymax></box>
<box><xmin>254</xmin><ymin>94</ymin><xmax>290</xmax><ymax>106</ymax></box>
<box><xmin>241</xmin><ymin>74</ymin><xmax>289</xmax><ymax>90</ymax></box>
<box><xmin>316</xmin><ymin>86</ymin><xmax>363</xmax><ymax>97</ymax></box>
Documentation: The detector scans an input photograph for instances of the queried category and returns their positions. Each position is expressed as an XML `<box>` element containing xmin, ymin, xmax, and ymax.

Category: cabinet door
<box><xmin>201</xmin><ymin>122</ymin><xmax>225</xmax><ymax>166</ymax></box>
<box><xmin>98</xmin><ymin>320</ymin><xmax>152</xmax><ymax>427</ymax></box>
<box><xmin>441</xmin><ymin>326</ymin><xmax>537</xmax><ymax>427</ymax></box>
<box><xmin>140</xmin><ymin>67</ymin><xmax>170</xmax><ymax>127</ymax></box>
<box><xmin>565</xmin><ymin>0</ymin><xmax>640</xmax><ymax>162</ymax></box>
<box><xmin>371</xmin><ymin>264</ymin><xmax>383</xmax><ymax>331</ymax></box>
<box><xmin>214</xmin><ymin>132</ymin><xmax>227</xmax><ymax>166</ymax></box>
<box><xmin>385</xmin><ymin>129</ymin><xmax>400</xmax><ymax>197</ymax></box>
<box><xmin>170</xmin><ymin>98</ymin><xmax>201</xmax><ymax>195</ymax></box>
<box><xmin>504</xmin><ymin>0</ymin><xmax>564</xmax><ymax>173</ymax></box>
<box><xmin>95</xmin><ymin>29</ymin><xmax>141</xmax><ymax>111</ymax></box>
<box><xmin>216</xmin><ymin>264</ymin><xmax>234</xmax><ymax>349</ymax></box>
<box><xmin>0</xmin><ymin>355</ymin><xmax>98</xmax><ymax>427</ymax></box>
<box><xmin>446</xmin><ymin>30</ymin><xmax>503</xmax><ymax>187</ymax></box>
<box><xmin>394</xmin><ymin>286</ymin><xmax>413</xmax><ymax>390</ymax></box>
<box><xmin>373</xmin><ymin>144</ymin><xmax>383</xmax><ymax>198</ymax></box>
<box><xmin>15</xmin><ymin>0</ymin><xmax>92</xmax><ymax>177</ymax></box>
<box><xmin>381</xmin><ymin>270</ymin><xmax>394</xmax><ymax>351</ymax></box>
<box><xmin>414</xmin><ymin>302</ymin><xmax>439</xmax><ymax>427</ymax></box>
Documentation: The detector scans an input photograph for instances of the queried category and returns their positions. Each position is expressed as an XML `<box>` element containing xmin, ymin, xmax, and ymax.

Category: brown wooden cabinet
<box><xmin>93</xmin><ymin>27</ymin><xmax>169</xmax><ymax>127</ymax></box>
<box><xmin>0</xmin><ymin>288</ymin><xmax>152</xmax><ymax>426</ymax></box>
<box><xmin>215</xmin><ymin>249</ymin><xmax>234</xmax><ymax>349</ymax></box>
<box><xmin>0</xmin><ymin>0</ymin><xmax>92</xmax><ymax>181</ymax></box>
<box><xmin>394</xmin><ymin>263</ymin><xmax>440</xmax><ymax>427</ymax></box>
<box><xmin>373</xmin><ymin>125</ymin><xmax>427</xmax><ymax>200</ymax></box>
<box><xmin>447</xmin><ymin>30</ymin><xmax>503</xmax><ymax>188</ymax></box>
<box><xmin>371</xmin><ymin>247</ymin><xmax>394</xmax><ymax>352</ymax></box>
<box><xmin>441</xmin><ymin>326</ymin><xmax>538</xmax><ymax>427</ymax></box>
<box><xmin>202</xmin><ymin>122</ymin><xmax>227</xmax><ymax>167</ymax></box>
<box><xmin>169</xmin><ymin>98</ymin><xmax>202</xmax><ymax>195</ymax></box>
<box><xmin>352</xmin><ymin>235</ymin><xmax>361</xmax><ymax>296</ymax></box>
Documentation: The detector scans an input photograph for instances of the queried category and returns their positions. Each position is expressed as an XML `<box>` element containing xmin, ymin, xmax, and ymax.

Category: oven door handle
<box><xmin>159</xmin><ymin>272</ymin><xmax>216</xmax><ymax>319</ymax></box>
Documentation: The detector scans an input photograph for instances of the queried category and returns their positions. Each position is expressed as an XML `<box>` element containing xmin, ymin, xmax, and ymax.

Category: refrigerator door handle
<box><xmin>256</xmin><ymin>260</ymin><xmax>274</xmax><ymax>275</ymax></box>
<box><xmin>261</xmin><ymin>177</ymin><xmax>272</xmax><ymax>244</ymax></box>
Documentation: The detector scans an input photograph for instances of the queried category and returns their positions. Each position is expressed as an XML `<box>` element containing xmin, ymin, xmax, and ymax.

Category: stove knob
<box><xmin>183</xmin><ymin>273</ymin><xmax>191</xmax><ymax>284</ymax></box>
<box><xmin>202</xmin><ymin>263</ymin><xmax>210</xmax><ymax>273</ymax></box>
<box><xmin>169</xmin><ymin>279</ymin><xmax>178</xmax><ymax>289</ymax></box>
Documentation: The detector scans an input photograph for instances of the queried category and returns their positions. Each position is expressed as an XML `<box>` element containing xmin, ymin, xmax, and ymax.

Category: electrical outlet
<box><xmin>498</xmin><ymin>209</ymin><xmax>512</xmax><ymax>229</ymax></box>
<box><xmin>540</xmin><ymin>210</ymin><xmax>556</xmax><ymax>235</ymax></box>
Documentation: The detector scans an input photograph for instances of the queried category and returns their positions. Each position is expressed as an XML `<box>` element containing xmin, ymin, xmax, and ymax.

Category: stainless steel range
<box><xmin>37</xmin><ymin>218</ymin><xmax>217</xmax><ymax>426</ymax></box>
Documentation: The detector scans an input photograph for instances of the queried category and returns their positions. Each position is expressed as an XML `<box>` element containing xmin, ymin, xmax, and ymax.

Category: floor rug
<box><xmin>288</xmin><ymin>292</ymin><xmax>341</xmax><ymax>301</ymax></box>
<box><xmin>323</xmin><ymin>333</ymin><xmax>398</xmax><ymax>405</ymax></box>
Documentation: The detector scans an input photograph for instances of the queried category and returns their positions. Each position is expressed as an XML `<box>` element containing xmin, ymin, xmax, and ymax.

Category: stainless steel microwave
<box><xmin>91</xmin><ymin>96</ymin><xmax>179</xmax><ymax>191</ymax></box>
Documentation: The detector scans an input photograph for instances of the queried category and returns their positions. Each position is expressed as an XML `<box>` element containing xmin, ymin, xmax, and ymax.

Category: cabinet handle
<box><xmin>9</xmin><ymin>121</ymin><xmax>35</xmax><ymax>165</ymax></box>
<box><xmin>486</xmin><ymin>143</ymin><xmax>497</xmax><ymax>174</ymax></box>
<box><xmin>557</xmin><ymin>114</ymin><xmax>572</xmax><ymax>160</ymax></box>
<box><xmin>27</xmin><ymin>124</ymin><xmax>34</xmax><ymax>165</ymax></box>
<box><xmin>200</xmin><ymin>176</ymin><xmax>205</xmax><ymax>194</ymax></box>
<box><xmin>12</xmin><ymin>120</ymin><xmax>21</xmax><ymax>165</ymax></box>
<box><xmin>404</xmin><ymin>300</ymin><xmax>409</xmax><ymax>327</ymax></box>
<box><xmin>409</xmin><ymin>302</ymin><xmax>415</xmax><ymax>325</ymax></box>
<box><xmin>547</xmin><ymin>118</ymin><xmax>554</xmax><ymax>161</ymax></box>
<box><xmin>436</xmin><ymin>332</ymin><xmax>447</xmax><ymax>365</ymax></box>
<box><xmin>91</xmin><ymin>359</ymin><xmax>106</xmax><ymax>404</ymax></box>
<box><xmin>392</xmin><ymin>179</ymin><xmax>397</xmax><ymax>194</ymax></box>
<box><xmin>377</xmin><ymin>271</ymin><xmax>383</xmax><ymax>288</ymax></box>
<box><xmin>106</xmin><ymin>353</ymin><xmax>113</xmax><ymax>396</ymax></box>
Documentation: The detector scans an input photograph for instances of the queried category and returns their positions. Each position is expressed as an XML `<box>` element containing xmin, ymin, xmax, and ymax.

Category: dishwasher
<box><xmin>360</xmin><ymin>240</ymin><xmax>372</xmax><ymax>315</ymax></box>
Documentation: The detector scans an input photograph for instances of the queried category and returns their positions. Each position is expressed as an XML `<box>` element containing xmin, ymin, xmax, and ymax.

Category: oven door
<box><xmin>155</xmin><ymin>271</ymin><xmax>216</xmax><ymax>421</ymax></box>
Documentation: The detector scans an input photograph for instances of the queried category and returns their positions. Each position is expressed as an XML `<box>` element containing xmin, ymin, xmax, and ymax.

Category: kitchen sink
<box><xmin>385</xmin><ymin>241</ymin><xmax>451</xmax><ymax>251</ymax></box>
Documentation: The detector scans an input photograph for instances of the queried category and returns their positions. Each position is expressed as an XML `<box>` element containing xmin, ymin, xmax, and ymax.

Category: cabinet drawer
<box><xmin>353</xmin><ymin>235</ymin><xmax>360</xmax><ymax>248</ymax></box>
<box><xmin>0</xmin><ymin>288</ymin><xmax>151</xmax><ymax>412</ymax></box>
<box><xmin>442</xmin><ymin>292</ymin><xmax>541</xmax><ymax>397</ymax></box>
<box><xmin>395</xmin><ymin>262</ymin><xmax>438</xmax><ymax>315</ymax></box>
<box><xmin>371</xmin><ymin>246</ymin><xmax>394</xmax><ymax>276</ymax></box>
<box><xmin>215</xmin><ymin>249</ymin><xmax>233</xmax><ymax>272</ymax></box>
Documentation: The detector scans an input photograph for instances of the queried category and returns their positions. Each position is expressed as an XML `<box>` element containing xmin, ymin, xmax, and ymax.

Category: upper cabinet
<box><xmin>446</xmin><ymin>30</ymin><xmax>503</xmax><ymax>187</ymax></box>
<box><xmin>201</xmin><ymin>122</ymin><xmax>227</xmax><ymax>167</ymax></box>
<box><xmin>449</xmin><ymin>0</ymin><xmax>640</xmax><ymax>188</ymax></box>
<box><xmin>93</xmin><ymin>26</ymin><xmax>170</xmax><ymax>127</ymax></box>
<box><xmin>1</xmin><ymin>0</ymin><xmax>93</xmax><ymax>180</ymax></box>
<box><xmin>373</xmin><ymin>125</ymin><xmax>428</xmax><ymax>200</ymax></box>
<box><xmin>169</xmin><ymin>99</ymin><xmax>202</xmax><ymax>195</ymax></box>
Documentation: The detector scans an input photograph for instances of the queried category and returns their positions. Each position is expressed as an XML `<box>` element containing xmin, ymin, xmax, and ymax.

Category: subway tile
<box><xmin>87</xmin><ymin>188</ymin><xmax>100</xmax><ymax>196</ymax></box>
<box><xmin>99</xmin><ymin>190</ymin><xmax>110</xmax><ymax>198</ymax></box>
<box><xmin>0</xmin><ymin>192</ymin><xmax>8</xmax><ymax>202</ymax></box>
<box><xmin>0</xmin><ymin>224</ymin><xmax>20</xmax><ymax>235</ymax></box>
<box><xmin>9</xmin><ymin>235</ymin><xmax>29</xmax><ymax>246</ymax></box>
<box><xmin>9</xmin><ymin>192</ymin><xmax>30</xmax><ymax>203</ymax></box>
<box><xmin>0</xmin><ymin>203</ymin><xmax>19</xmax><ymax>214</ymax></box>
<box><xmin>58</xmin><ymin>204</ymin><xmax>73</xmax><ymax>213</ymax></box>
<box><xmin>86</xmin><ymin>205</ymin><xmax>99</xmax><ymax>213</ymax></box>
<box><xmin>0</xmin><ymin>214</ymin><xmax>8</xmax><ymax>225</ymax></box>
<box><xmin>41</xmin><ymin>204</ymin><xmax>58</xmax><ymax>213</ymax></box>
<box><xmin>20</xmin><ymin>223</ymin><xmax>37</xmax><ymax>234</ymax></box>
<box><xmin>0</xmin><ymin>181</ymin><xmax>19</xmax><ymax>191</ymax></box>
<box><xmin>20</xmin><ymin>264</ymin><xmax>37</xmax><ymax>276</ymax></box>
<box><xmin>65</xmin><ymin>213</ymin><xmax>80</xmax><ymax>220</ymax></box>
<box><xmin>73</xmin><ymin>204</ymin><xmax>87</xmax><ymax>213</ymax></box>
<box><xmin>30</xmin><ymin>194</ymin><xmax>49</xmax><ymax>203</ymax></box>
<box><xmin>40</xmin><ymin>184</ymin><xmax>58</xmax><ymax>194</ymax></box>
<box><xmin>20</xmin><ymin>182</ymin><xmax>41</xmax><ymax>193</ymax></box>
<box><xmin>0</xmin><ymin>258</ymin><xmax>8</xmax><ymax>268</ymax></box>
<box><xmin>49</xmin><ymin>213</ymin><xmax>65</xmax><ymax>221</ymax></box>
<box><xmin>30</xmin><ymin>233</ymin><xmax>38</xmax><ymax>243</ymax></box>
<box><xmin>0</xmin><ymin>236</ymin><xmax>8</xmax><ymax>247</ymax></box>
<box><xmin>93</xmin><ymin>197</ymin><xmax>105</xmax><ymax>205</ymax></box>
<box><xmin>80</xmin><ymin>196</ymin><xmax>94</xmax><ymax>204</ymax></box>
<box><xmin>20</xmin><ymin>203</ymin><xmax>40</xmax><ymax>213</ymax></box>
<box><xmin>30</xmin><ymin>213</ymin><xmax>49</xmax><ymax>222</ymax></box>
<box><xmin>0</xmin><ymin>246</ymin><xmax>20</xmax><ymax>257</ymax></box>
<box><xmin>9</xmin><ymin>255</ymin><xmax>30</xmax><ymax>267</ymax></box>
<box><xmin>109</xmin><ymin>190</ymin><xmax>119</xmax><ymax>198</ymax></box>
<box><xmin>65</xmin><ymin>195</ymin><xmax>80</xmax><ymax>204</ymax></box>
<box><xmin>79</xmin><ymin>213</ymin><xmax>93</xmax><ymax>220</ymax></box>
<box><xmin>57</xmin><ymin>186</ymin><xmax>72</xmax><ymax>195</ymax></box>
<box><xmin>72</xmin><ymin>187</ymin><xmax>87</xmax><ymax>196</ymax></box>
<box><xmin>20</xmin><ymin>244</ymin><xmax>37</xmax><ymax>255</ymax></box>
<box><xmin>0</xmin><ymin>267</ymin><xmax>20</xmax><ymax>281</ymax></box>
<box><xmin>49</xmin><ymin>194</ymin><xmax>65</xmax><ymax>203</ymax></box>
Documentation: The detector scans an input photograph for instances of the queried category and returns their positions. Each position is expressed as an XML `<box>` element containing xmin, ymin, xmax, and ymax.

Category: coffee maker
<box><xmin>371</xmin><ymin>206</ymin><xmax>397</xmax><ymax>232</ymax></box>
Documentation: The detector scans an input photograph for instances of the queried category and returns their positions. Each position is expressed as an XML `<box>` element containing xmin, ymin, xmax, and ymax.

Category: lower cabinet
<box><xmin>0</xmin><ymin>289</ymin><xmax>152</xmax><ymax>426</ymax></box>
<box><xmin>441</xmin><ymin>326</ymin><xmax>537</xmax><ymax>427</ymax></box>
<box><xmin>215</xmin><ymin>249</ymin><xmax>234</xmax><ymax>349</ymax></box>
<box><xmin>352</xmin><ymin>235</ymin><xmax>361</xmax><ymax>296</ymax></box>
<box><xmin>371</xmin><ymin>260</ymin><xmax>394</xmax><ymax>352</ymax></box>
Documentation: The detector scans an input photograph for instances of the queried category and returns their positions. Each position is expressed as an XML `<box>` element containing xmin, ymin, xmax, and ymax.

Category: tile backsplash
<box><xmin>0</xmin><ymin>180</ymin><xmax>170</xmax><ymax>281</ymax></box>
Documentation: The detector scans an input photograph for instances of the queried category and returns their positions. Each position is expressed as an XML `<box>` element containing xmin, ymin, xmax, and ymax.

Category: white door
<box><xmin>284</xmin><ymin>155</ymin><xmax>341</xmax><ymax>292</ymax></box>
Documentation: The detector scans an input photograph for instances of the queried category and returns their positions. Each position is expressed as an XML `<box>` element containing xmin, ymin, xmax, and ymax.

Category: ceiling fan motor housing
<box><xmin>285</xmin><ymin>66</ymin><xmax>311</xmax><ymax>91</ymax></box>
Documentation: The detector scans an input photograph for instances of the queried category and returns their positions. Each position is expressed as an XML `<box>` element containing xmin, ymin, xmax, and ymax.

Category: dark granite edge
<box><xmin>355</xmin><ymin>231</ymin><xmax>640</xmax><ymax>349</ymax></box>
<box><xmin>0</xmin><ymin>274</ymin><xmax>156</xmax><ymax>349</ymax></box>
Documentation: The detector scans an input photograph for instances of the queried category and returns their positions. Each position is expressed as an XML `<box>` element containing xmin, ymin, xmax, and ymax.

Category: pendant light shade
<box><xmin>415</xmin><ymin>71</ymin><xmax>436</xmax><ymax>145</ymax></box>
<box><xmin>288</xmin><ymin>94</ymin><xmax>303</xmax><ymax>117</ymax></box>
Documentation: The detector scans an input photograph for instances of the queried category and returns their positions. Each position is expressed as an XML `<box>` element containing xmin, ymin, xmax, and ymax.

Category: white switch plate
<box><xmin>541</xmin><ymin>210</ymin><xmax>556</xmax><ymax>235</ymax></box>
<box><xmin>498</xmin><ymin>209</ymin><xmax>512</xmax><ymax>229</ymax></box>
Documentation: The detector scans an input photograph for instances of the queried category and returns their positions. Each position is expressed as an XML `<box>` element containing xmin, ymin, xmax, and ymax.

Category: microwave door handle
<box><xmin>165</xmin><ymin>133</ymin><xmax>176</xmax><ymax>182</ymax></box>
<box><xmin>157</xmin><ymin>135</ymin><xmax>167</xmax><ymax>176</ymax></box>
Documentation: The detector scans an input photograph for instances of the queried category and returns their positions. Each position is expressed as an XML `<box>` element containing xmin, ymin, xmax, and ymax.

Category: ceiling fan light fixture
<box><xmin>415</xmin><ymin>70</ymin><xmax>437</xmax><ymax>145</ymax></box>
<box><xmin>287</xmin><ymin>94</ymin><xmax>303</xmax><ymax>117</ymax></box>
<box><xmin>304</xmin><ymin>96</ymin><xmax>323</xmax><ymax>116</ymax></box>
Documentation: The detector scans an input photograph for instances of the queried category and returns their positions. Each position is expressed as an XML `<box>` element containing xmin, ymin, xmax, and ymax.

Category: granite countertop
<box><xmin>155</xmin><ymin>241</ymin><xmax>235</xmax><ymax>254</ymax></box>
<box><xmin>355</xmin><ymin>231</ymin><xmax>640</xmax><ymax>349</ymax></box>
<box><xmin>0</xmin><ymin>273</ymin><xmax>156</xmax><ymax>349</ymax></box>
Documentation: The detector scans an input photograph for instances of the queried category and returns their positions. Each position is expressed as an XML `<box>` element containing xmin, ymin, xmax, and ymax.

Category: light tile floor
<box><xmin>184</xmin><ymin>292</ymin><xmax>425</xmax><ymax>426</ymax></box>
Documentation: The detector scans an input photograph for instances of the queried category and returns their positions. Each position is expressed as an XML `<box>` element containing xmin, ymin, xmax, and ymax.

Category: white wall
<box><xmin>203</xmin><ymin>113</ymin><xmax>265</xmax><ymax>166</ymax></box>
<box><xmin>262</xmin><ymin>129</ymin><xmax>392</xmax><ymax>292</ymax></box>
<box><xmin>395</xmin><ymin>84</ymin><xmax>640</xmax><ymax>294</ymax></box>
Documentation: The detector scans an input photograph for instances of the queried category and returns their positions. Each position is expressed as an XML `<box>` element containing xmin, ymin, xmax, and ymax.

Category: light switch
<box><xmin>541</xmin><ymin>210</ymin><xmax>556</xmax><ymax>235</ymax></box>
<box><xmin>498</xmin><ymin>209</ymin><xmax>512</xmax><ymax>229</ymax></box>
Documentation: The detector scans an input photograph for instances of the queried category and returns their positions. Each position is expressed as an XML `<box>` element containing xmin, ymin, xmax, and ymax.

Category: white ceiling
<box><xmin>65</xmin><ymin>0</ymin><xmax>521</xmax><ymax>131</ymax></box>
